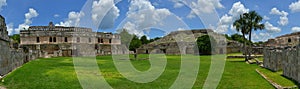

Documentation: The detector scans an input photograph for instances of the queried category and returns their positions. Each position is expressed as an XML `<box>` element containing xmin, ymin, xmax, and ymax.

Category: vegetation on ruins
<box><xmin>197</xmin><ymin>35</ymin><xmax>216</xmax><ymax>55</ymax></box>
<box><xmin>9</xmin><ymin>34</ymin><xmax>20</xmax><ymax>43</ymax></box>
<box><xmin>233</xmin><ymin>11</ymin><xmax>265</xmax><ymax>61</ymax></box>
<box><xmin>119</xmin><ymin>29</ymin><xmax>161</xmax><ymax>52</ymax></box>
<box><xmin>140</xmin><ymin>35</ymin><xmax>150</xmax><ymax>44</ymax></box>
<box><xmin>225</xmin><ymin>34</ymin><xmax>251</xmax><ymax>44</ymax></box>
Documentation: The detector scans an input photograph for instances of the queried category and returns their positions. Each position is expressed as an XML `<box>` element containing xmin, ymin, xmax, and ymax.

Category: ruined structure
<box><xmin>265</xmin><ymin>32</ymin><xmax>300</xmax><ymax>47</ymax></box>
<box><xmin>0</xmin><ymin>15</ymin><xmax>37</xmax><ymax>76</ymax></box>
<box><xmin>20</xmin><ymin>22</ymin><xmax>128</xmax><ymax>57</ymax></box>
<box><xmin>264</xmin><ymin>47</ymin><xmax>300</xmax><ymax>84</ymax></box>
<box><xmin>137</xmin><ymin>29</ymin><xmax>240</xmax><ymax>55</ymax></box>
<box><xmin>263</xmin><ymin>32</ymin><xmax>300</xmax><ymax>84</ymax></box>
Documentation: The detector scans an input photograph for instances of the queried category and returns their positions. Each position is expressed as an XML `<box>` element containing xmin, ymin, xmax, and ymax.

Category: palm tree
<box><xmin>243</xmin><ymin>11</ymin><xmax>265</xmax><ymax>60</ymax></box>
<box><xmin>233</xmin><ymin>15</ymin><xmax>250</xmax><ymax>61</ymax></box>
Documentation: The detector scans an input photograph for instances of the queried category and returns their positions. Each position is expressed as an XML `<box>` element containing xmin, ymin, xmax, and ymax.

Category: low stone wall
<box><xmin>0</xmin><ymin>41</ymin><xmax>37</xmax><ymax>76</ymax></box>
<box><xmin>263</xmin><ymin>46</ymin><xmax>300</xmax><ymax>84</ymax></box>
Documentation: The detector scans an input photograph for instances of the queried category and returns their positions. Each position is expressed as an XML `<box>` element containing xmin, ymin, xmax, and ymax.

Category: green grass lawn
<box><xmin>1</xmin><ymin>55</ymin><xmax>275</xmax><ymax>89</ymax></box>
<box><xmin>257</xmin><ymin>68</ymin><xmax>297</xmax><ymax>87</ymax></box>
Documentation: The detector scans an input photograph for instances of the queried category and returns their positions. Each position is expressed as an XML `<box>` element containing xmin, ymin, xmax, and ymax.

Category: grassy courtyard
<box><xmin>0</xmin><ymin>54</ymin><xmax>282</xmax><ymax>89</ymax></box>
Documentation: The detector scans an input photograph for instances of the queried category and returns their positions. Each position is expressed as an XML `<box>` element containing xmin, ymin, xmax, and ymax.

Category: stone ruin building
<box><xmin>264</xmin><ymin>32</ymin><xmax>300</xmax><ymax>85</ymax></box>
<box><xmin>137</xmin><ymin>29</ymin><xmax>241</xmax><ymax>55</ymax></box>
<box><xmin>0</xmin><ymin>15</ymin><xmax>37</xmax><ymax>76</ymax></box>
<box><xmin>20</xmin><ymin>22</ymin><xmax>128</xmax><ymax>58</ymax></box>
<box><xmin>265</xmin><ymin>32</ymin><xmax>300</xmax><ymax>47</ymax></box>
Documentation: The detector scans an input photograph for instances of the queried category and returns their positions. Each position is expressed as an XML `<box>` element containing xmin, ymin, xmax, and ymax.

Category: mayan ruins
<box><xmin>20</xmin><ymin>22</ymin><xmax>129</xmax><ymax>58</ymax></box>
<box><xmin>0</xmin><ymin>15</ymin><xmax>37</xmax><ymax>76</ymax></box>
<box><xmin>137</xmin><ymin>29</ymin><xmax>241</xmax><ymax>55</ymax></box>
<box><xmin>263</xmin><ymin>32</ymin><xmax>300</xmax><ymax>84</ymax></box>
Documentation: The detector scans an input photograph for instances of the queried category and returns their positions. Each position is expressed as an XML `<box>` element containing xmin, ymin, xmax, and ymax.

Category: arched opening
<box><xmin>89</xmin><ymin>38</ymin><xmax>92</xmax><ymax>43</ymax></box>
<box><xmin>288</xmin><ymin>38</ymin><xmax>292</xmax><ymax>43</ymax></box>
<box><xmin>64</xmin><ymin>37</ymin><xmax>68</xmax><ymax>42</ymax></box>
<box><xmin>53</xmin><ymin>37</ymin><xmax>56</xmax><ymax>42</ymax></box>
<box><xmin>49</xmin><ymin>37</ymin><xmax>52</xmax><ymax>42</ymax></box>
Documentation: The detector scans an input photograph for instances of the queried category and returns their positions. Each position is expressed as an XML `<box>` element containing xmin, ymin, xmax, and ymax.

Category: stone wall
<box><xmin>0</xmin><ymin>15</ymin><xmax>38</xmax><ymax>76</ymax></box>
<box><xmin>263</xmin><ymin>46</ymin><xmax>300</xmax><ymax>84</ymax></box>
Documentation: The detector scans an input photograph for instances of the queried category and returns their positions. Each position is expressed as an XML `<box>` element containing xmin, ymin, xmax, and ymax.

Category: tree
<box><xmin>233</xmin><ymin>11</ymin><xmax>265</xmax><ymax>61</ymax></box>
<box><xmin>119</xmin><ymin>29</ymin><xmax>142</xmax><ymax>52</ymax></box>
<box><xmin>242</xmin><ymin>11</ymin><xmax>265</xmax><ymax>60</ymax></box>
<box><xmin>9</xmin><ymin>34</ymin><xmax>20</xmax><ymax>43</ymax></box>
<box><xmin>140</xmin><ymin>35</ymin><xmax>149</xmax><ymax>44</ymax></box>
<box><xmin>197</xmin><ymin>35</ymin><xmax>216</xmax><ymax>55</ymax></box>
<box><xmin>149</xmin><ymin>37</ymin><xmax>161</xmax><ymax>42</ymax></box>
<box><xmin>129</xmin><ymin>35</ymin><xmax>142</xmax><ymax>52</ymax></box>
<box><xmin>230</xmin><ymin>34</ymin><xmax>251</xmax><ymax>44</ymax></box>
<box><xmin>233</xmin><ymin>14</ymin><xmax>250</xmax><ymax>61</ymax></box>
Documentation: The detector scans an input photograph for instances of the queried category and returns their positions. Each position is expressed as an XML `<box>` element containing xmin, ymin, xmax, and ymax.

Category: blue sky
<box><xmin>1</xmin><ymin>0</ymin><xmax>300</xmax><ymax>42</ymax></box>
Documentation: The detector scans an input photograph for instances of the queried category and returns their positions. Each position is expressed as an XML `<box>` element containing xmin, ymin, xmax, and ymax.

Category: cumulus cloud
<box><xmin>0</xmin><ymin>0</ymin><xmax>6</xmax><ymax>11</ymax></box>
<box><xmin>289</xmin><ymin>0</ymin><xmax>300</xmax><ymax>12</ymax></box>
<box><xmin>13</xmin><ymin>8</ymin><xmax>39</xmax><ymax>35</ymax></box>
<box><xmin>6</xmin><ymin>23</ymin><xmax>13</xmax><ymax>35</ymax></box>
<box><xmin>187</xmin><ymin>0</ymin><xmax>224</xmax><ymax>18</ymax></box>
<box><xmin>292</xmin><ymin>27</ymin><xmax>300</xmax><ymax>32</ymax></box>
<box><xmin>252</xmin><ymin>32</ymin><xmax>272</xmax><ymax>42</ymax></box>
<box><xmin>263</xmin><ymin>15</ymin><xmax>270</xmax><ymax>20</ymax></box>
<box><xmin>265</xmin><ymin>21</ymin><xmax>281</xmax><ymax>33</ymax></box>
<box><xmin>92</xmin><ymin>0</ymin><xmax>120</xmax><ymax>29</ymax></box>
<box><xmin>228</xmin><ymin>2</ymin><xmax>249</xmax><ymax>19</ymax></box>
<box><xmin>122</xmin><ymin>0</ymin><xmax>172</xmax><ymax>36</ymax></box>
<box><xmin>54</xmin><ymin>14</ymin><xmax>60</xmax><ymax>18</ymax></box>
<box><xmin>172</xmin><ymin>0</ymin><xmax>184</xmax><ymax>8</ymax></box>
<box><xmin>270</xmin><ymin>8</ymin><xmax>289</xmax><ymax>26</ymax></box>
<box><xmin>215</xmin><ymin>2</ymin><xmax>249</xmax><ymax>33</ymax></box>
<box><xmin>55</xmin><ymin>11</ymin><xmax>84</xmax><ymax>27</ymax></box>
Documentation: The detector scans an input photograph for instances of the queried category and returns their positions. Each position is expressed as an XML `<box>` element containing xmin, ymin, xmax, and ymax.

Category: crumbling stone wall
<box><xmin>0</xmin><ymin>15</ymin><xmax>38</xmax><ymax>76</ymax></box>
<box><xmin>263</xmin><ymin>46</ymin><xmax>300</xmax><ymax>84</ymax></box>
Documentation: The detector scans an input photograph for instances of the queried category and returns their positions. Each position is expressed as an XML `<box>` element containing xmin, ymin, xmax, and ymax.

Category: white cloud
<box><xmin>54</xmin><ymin>14</ymin><xmax>60</xmax><ymax>18</ymax></box>
<box><xmin>263</xmin><ymin>15</ymin><xmax>270</xmax><ymax>20</ymax></box>
<box><xmin>292</xmin><ymin>27</ymin><xmax>300</xmax><ymax>32</ymax></box>
<box><xmin>92</xmin><ymin>0</ymin><xmax>120</xmax><ymax>29</ymax></box>
<box><xmin>0</xmin><ymin>0</ymin><xmax>6</xmax><ymax>11</ymax></box>
<box><xmin>289</xmin><ymin>0</ymin><xmax>300</xmax><ymax>13</ymax></box>
<box><xmin>122</xmin><ymin>0</ymin><xmax>172</xmax><ymax>36</ymax></box>
<box><xmin>13</xmin><ymin>8</ymin><xmax>39</xmax><ymax>35</ymax></box>
<box><xmin>215</xmin><ymin>2</ymin><xmax>249</xmax><ymax>33</ymax></box>
<box><xmin>265</xmin><ymin>21</ymin><xmax>281</xmax><ymax>33</ymax></box>
<box><xmin>270</xmin><ymin>8</ymin><xmax>289</xmax><ymax>26</ymax></box>
<box><xmin>6</xmin><ymin>23</ymin><xmax>13</xmax><ymax>35</ymax></box>
<box><xmin>173</xmin><ymin>1</ymin><xmax>184</xmax><ymax>8</ymax></box>
<box><xmin>187</xmin><ymin>0</ymin><xmax>224</xmax><ymax>18</ymax></box>
<box><xmin>177</xmin><ymin>28</ymin><xmax>185</xmax><ymax>31</ymax></box>
<box><xmin>252</xmin><ymin>32</ymin><xmax>272</xmax><ymax>42</ymax></box>
<box><xmin>215</xmin><ymin>14</ymin><xmax>232</xmax><ymax>33</ymax></box>
<box><xmin>55</xmin><ymin>11</ymin><xmax>84</xmax><ymax>27</ymax></box>
<box><xmin>228</xmin><ymin>1</ymin><xmax>249</xmax><ymax>19</ymax></box>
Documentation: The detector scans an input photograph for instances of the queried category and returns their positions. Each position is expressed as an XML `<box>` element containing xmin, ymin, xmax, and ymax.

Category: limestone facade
<box><xmin>265</xmin><ymin>32</ymin><xmax>300</xmax><ymax>47</ymax></box>
<box><xmin>0</xmin><ymin>15</ymin><xmax>37</xmax><ymax>76</ymax></box>
<box><xmin>20</xmin><ymin>22</ymin><xmax>128</xmax><ymax>57</ymax></box>
<box><xmin>263</xmin><ymin>46</ymin><xmax>300</xmax><ymax>84</ymax></box>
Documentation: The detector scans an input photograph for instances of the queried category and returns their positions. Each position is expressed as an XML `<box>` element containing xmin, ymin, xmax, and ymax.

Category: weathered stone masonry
<box><xmin>263</xmin><ymin>46</ymin><xmax>300</xmax><ymax>84</ymax></box>
<box><xmin>0</xmin><ymin>15</ymin><xmax>37</xmax><ymax>76</ymax></box>
<box><xmin>20</xmin><ymin>22</ymin><xmax>128</xmax><ymax>57</ymax></box>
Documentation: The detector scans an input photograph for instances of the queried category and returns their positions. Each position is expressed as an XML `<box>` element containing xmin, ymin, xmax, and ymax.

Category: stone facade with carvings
<box><xmin>20</xmin><ymin>22</ymin><xmax>128</xmax><ymax>57</ymax></box>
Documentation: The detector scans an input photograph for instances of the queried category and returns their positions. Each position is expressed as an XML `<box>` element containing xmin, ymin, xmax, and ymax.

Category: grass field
<box><xmin>0</xmin><ymin>54</ymin><xmax>278</xmax><ymax>89</ymax></box>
